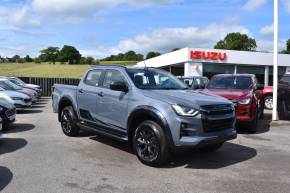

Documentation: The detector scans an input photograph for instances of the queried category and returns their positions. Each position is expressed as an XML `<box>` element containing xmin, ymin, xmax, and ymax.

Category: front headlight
<box><xmin>0</xmin><ymin>106</ymin><xmax>3</xmax><ymax>111</ymax></box>
<box><xmin>172</xmin><ymin>104</ymin><xmax>199</xmax><ymax>117</ymax></box>
<box><xmin>238</xmin><ymin>98</ymin><xmax>251</xmax><ymax>105</ymax></box>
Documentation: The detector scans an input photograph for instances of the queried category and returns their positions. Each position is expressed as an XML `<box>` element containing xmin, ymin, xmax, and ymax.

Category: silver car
<box><xmin>0</xmin><ymin>87</ymin><xmax>32</xmax><ymax>109</ymax></box>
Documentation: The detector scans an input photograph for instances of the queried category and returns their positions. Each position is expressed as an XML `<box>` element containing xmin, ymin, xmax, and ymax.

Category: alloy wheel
<box><xmin>135</xmin><ymin>126</ymin><xmax>160</xmax><ymax>162</ymax></box>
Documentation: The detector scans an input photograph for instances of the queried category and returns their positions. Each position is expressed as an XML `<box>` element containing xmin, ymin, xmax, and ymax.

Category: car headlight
<box><xmin>172</xmin><ymin>104</ymin><xmax>199</xmax><ymax>117</ymax></box>
<box><xmin>238</xmin><ymin>98</ymin><xmax>251</xmax><ymax>105</ymax></box>
<box><xmin>0</xmin><ymin>106</ymin><xmax>3</xmax><ymax>111</ymax></box>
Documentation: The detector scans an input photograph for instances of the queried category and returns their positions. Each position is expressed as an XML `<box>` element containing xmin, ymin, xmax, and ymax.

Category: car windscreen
<box><xmin>207</xmin><ymin>76</ymin><xmax>253</xmax><ymax>89</ymax></box>
<box><xmin>0</xmin><ymin>80</ymin><xmax>22</xmax><ymax>90</ymax></box>
<box><xmin>9</xmin><ymin>79</ymin><xmax>25</xmax><ymax>87</ymax></box>
<box><xmin>127</xmin><ymin>68</ymin><xmax>188</xmax><ymax>90</ymax></box>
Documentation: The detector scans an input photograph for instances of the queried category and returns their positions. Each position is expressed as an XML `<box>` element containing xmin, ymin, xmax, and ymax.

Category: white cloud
<box><xmin>260</xmin><ymin>24</ymin><xmax>274</xmax><ymax>36</ymax></box>
<box><xmin>0</xmin><ymin>43</ymin><xmax>43</xmax><ymax>57</ymax></box>
<box><xmin>31</xmin><ymin>0</ymin><xmax>176</xmax><ymax>15</ymax></box>
<box><xmin>105</xmin><ymin>22</ymin><xmax>251</xmax><ymax>55</ymax></box>
<box><xmin>256</xmin><ymin>39</ymin><xmax>285</xmax><ymax>52</ymax></box>
<box><xmin>0</xmin><ymin>6</ymin><xmax>40</xmax><ymax>28</ymax></box>
<box><xmin>243</xmin><ymin>0</ymin><xmax>267</xmax><ymax>12</ymax></box>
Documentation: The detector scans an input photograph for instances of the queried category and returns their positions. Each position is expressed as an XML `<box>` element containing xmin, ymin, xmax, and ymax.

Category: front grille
<box><xmin>5</xmin><ymin>108</ymin><xmax>16</xmax><ymax>117</ymax></box>
<box><xmin>200</xmin><ymin>104</ymin><xmax>234</xmax><ymax>115</ymax></box>
<box><xmin>202</xmin><ymin>117</ymin><xmax>235</xmax><ymax>132</ymax></box>
<box><xmin>24</xmin><ymin>98</ymin><xmax>32</xmax><ymax>103</ymax></box>
<box><xmin>201</xmin><ymin>104</ymin><xmax>235</xmax><ymax>132</ymax></box>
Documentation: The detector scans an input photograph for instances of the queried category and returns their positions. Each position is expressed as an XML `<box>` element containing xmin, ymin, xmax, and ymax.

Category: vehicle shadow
<box><xmin>0</xmin><ymin>138</ymin><xmax>28</xmax><ymax>155</ymax></box>
<box><xmin>89</xmin><ymin>134</ymin><xmax>257</xmax><ymax>169</ymax></box>
<box><xmin>89</xmin><ymin>135</ymin><xmax>132</xmax><ymax>154</ymax></box>
<box><xmin>237</xmin><ymin>111</ymin><xmax>272</xmax><ymax>134</ymax></box>
<box><xmin>166</xmin><ymin>142</ymin><xmax>257</xmax><ymax>169</ymax></box>
<box><xmin>35</xmin><ymin>102</ymin><xmax>48</xmax><ymax>105</ymax></box>
<box><xmin>4</xmin><ymin>123</ymin><xmax>35</xmax><ymax>134</ymax></box>
<box><xmin>30</xmin><ymin>105</ymin><xmax>46</xmax><ymax>109</ymax></box>
<box><xmin>0</xmin><ymin>166</ymin><xmax>13</xmax><ymax>192</ymax></box>
<box><xmin>17</xmin><ymin>109</ymin><xmax>43</xmax><ymax>114</ymax></box>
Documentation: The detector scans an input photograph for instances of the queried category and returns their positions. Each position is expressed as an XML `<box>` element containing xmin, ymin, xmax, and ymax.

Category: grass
<box><xmin>0</xmin><ymin>61</ymin><xmax>138</xmax><ymax>78</ymax></box>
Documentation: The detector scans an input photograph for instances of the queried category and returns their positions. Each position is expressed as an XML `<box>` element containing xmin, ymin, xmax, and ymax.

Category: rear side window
<box><xmin>84</xmin><ymin>70</ymin><xmax>102</xmax><ymax>86</ymax></box>
<box><xmin>103</xmin><ymin>70</ymin><xmax>127</xmax><ymax>88</ymax></box>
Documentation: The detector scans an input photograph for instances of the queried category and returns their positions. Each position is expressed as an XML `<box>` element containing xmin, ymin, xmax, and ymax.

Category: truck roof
<box><xmin>89</xmin><ymin>64</ymin><xmax>161</xmax><ymax>71</ymax></box>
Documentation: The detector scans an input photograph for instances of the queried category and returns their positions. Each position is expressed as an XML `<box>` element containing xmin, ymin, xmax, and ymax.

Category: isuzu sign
<box><xmin>190</xmin><ymin>50</ymin><xmax>227</xmax><ymax>61</ymax></box>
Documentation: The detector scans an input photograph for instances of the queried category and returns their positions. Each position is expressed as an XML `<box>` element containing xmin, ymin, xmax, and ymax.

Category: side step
<box><xmin>77</xmin><ymin>121</ymin><xmax>128</xmax><ymax>141</ymax></box>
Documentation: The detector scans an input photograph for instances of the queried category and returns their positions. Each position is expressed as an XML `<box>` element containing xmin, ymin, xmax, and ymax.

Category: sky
<box><xmin>0</xmin><ymin>0</ymin><xmax>289</xmax><ymax>58</ymax></box>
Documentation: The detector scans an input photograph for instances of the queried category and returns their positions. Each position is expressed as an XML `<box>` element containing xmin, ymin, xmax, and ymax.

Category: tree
<box><xmin>171</xmin><ymin>48</ymin><xmax>180</xmax><ymax>52</ymax></box>
<box><xmin>123</xmin><ymin>51</ymin><xmax>138</xmax><ymax>61</ymax></box>
<box><xmin>58</xmin><ymin>45</ymin><xmax>81</xmax><ymax>64</ymax></box>
<box><xmin>280</xmin><ymin>39</ymin><xmax>290</xmax><ymax>54</ymax></box>
<box><xmin>146</xmin><ymin>51</ymin><xmax>161</xmax><ymax>59</ymax></box>
<box><xmin>39</xmin><ymin>47</ymin><xmax>59</xmax><ymax>64</ymax></box>
<box><xmin>24</xmin><ymin>55</ymin><xmax>33</xmax><ymax>62</ymax></box>
<box><xmin>80</xmin><ymin>56</ymin><xmax>95</xmax><ymax>64</ymax></box>
<box><xmin>214</xmin><ymin>32</ymin><xmax>257</xmax><ymax>51</ymax></box>
<box><xmin>11</xmin><ymin>55</ymin><xmax>21</xmax><ymax>63</ymax></box>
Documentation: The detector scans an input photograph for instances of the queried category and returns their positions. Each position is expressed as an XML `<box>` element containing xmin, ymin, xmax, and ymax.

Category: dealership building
<box><xmin>136</xmin><ymin>48</ymin><xmax>290</xmax><ymax>86</ymax></box>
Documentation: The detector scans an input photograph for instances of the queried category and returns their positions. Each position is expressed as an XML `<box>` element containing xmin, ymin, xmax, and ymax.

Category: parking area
<box><xmin>1</xmin><ymin>98</ymin><xmax>290</xmax><ymax>193</ymax></box>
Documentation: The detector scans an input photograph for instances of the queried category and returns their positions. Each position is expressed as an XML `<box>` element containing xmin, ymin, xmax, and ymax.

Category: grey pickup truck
<box><xmin>52</xmin><ymin>65</ymin><xmax>237</xmax><ymax>166</ymax></box>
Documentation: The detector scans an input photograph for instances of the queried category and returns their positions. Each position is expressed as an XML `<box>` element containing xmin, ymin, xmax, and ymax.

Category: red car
<box><xmin>205</xmin><ymin>74</ymin><xmax>264</xmax><ymax>133</ymax></box>
<box><xmin>263</xmin><ymin>86</ymin><xmax>273</xmax><ymax>110</ymax></box>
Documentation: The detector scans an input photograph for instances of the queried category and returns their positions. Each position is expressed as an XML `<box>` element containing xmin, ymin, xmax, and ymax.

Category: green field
<box><xmin>0</xmin><ymin>61</ymin><xmax>137</xmax><ymax>78</ymax></box>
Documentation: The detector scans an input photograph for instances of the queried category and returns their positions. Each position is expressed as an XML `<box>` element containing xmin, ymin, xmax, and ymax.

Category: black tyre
<box><xmin>264</xmin><ymin>96</ymin><xmax>273</xmax><ymax>110</ymax></box>
<box><xmin>200</xmin><ymin>142</ymin><xmax>223</xmax><ymax>152</ymax></box>
<box><xmin>133</xmin><ymin>120</ymin><xmax>170</xmax><ymax>167</ymax></box>
<box><xmin>278</xmin><ymin>101</ymin><xmax>289</xmax><ymax>120</ymax></box>
<box><xmin>60</xmin><ymin>106</ymin><xmax>80</xmax><ymax>136</ymax></box>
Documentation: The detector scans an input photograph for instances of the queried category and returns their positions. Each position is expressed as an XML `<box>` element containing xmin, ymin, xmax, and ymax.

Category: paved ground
<box><xmin>1</xmin><ymin>98</ymin><xmax>290</xmax><ymax>193</ymax></box>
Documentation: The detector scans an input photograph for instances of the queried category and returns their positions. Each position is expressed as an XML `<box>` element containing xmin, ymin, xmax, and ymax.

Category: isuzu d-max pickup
<box><xmin>52</xmin><ymin>65</ymin><xmax>236</xmax><ymax>166</ymax></box>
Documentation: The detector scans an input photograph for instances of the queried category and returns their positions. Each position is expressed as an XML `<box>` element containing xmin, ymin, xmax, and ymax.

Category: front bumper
<box><xmin>0</xmin><ymin>107</ymin><xmax>16</xmax><ymax>125</ymax></box>
<box><xmin>235</xmin><ymin>104</ymin><xmax>254</xmax><ymax>123</ymax></box>
<box><xmin>168</xmin><ymin>110</ymin><xmax>236</xmax><ymax>149</ymax></box>
<box><xmin>14</xmin><ymin>99</ymin><xmax>32</xmax><ymax>109</ymax></box>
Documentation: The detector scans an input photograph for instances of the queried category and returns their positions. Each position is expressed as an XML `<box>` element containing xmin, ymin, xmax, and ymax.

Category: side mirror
<box><xmin>110</xmin><ymin>81</ymin><xmax>128</xmax><ymax>92</ymax></box>
<box><xmin>256</xmin><ymin>84</ymin><xmax>264</xmax><ymax>90</ymax></box>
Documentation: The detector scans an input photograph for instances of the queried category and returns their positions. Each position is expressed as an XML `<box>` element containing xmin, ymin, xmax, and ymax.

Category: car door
<box><xmin>77</xmin><ymin>69</ymin><xmax>103</xmax><ymax>123</ymax></box>
<box><xmin>97</xmin><ymin>69</ymin><xmax>130</xmax><ymax>130</ymax></box>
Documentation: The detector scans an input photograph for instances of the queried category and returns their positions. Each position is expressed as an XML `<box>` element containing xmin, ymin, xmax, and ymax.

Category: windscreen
<box><xmin>0</xmin><ymin>80</ymin><xmax>22</xmax><ymax>90</ymax></box>
<box><xmin>207</xmin><ymin>76</ymin><xmax>253</xmax><ymax>89</ymax></box>
<box><xmin>127</xmin><ymin>68</ymin><xmax>187</xmax><ymax>90</ymax></box>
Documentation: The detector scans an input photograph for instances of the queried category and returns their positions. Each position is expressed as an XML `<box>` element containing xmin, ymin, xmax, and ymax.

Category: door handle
<box><xmin>97</xmin><ymin>92</ymin><xmax>104</xmax><ymax>97</ymax></box>
<box><xmin>78</xmin><ymin>89</ymin><xmax>84</xmax><ymax>93</ymax></box>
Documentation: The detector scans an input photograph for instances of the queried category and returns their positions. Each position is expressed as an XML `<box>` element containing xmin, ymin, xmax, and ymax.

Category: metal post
<box><xmin>272</xmin><ymin>0</ymin><xmax>279</xmax><ymax>120</ymax></box>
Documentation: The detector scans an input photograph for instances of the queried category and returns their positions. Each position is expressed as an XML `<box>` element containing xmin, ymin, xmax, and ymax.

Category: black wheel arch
<box><xmin>58</xmin><ymin>97</ymin><xmax>76</xmax><ymax>122</ymax></box>
<box><xmin>127</xmin><ymin>106</ymin><xmax>174</xmax><ymax>149</ymax></box>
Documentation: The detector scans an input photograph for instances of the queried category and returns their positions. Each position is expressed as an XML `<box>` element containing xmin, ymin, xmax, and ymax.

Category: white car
<box><xmin>0</xmin><ymin>88</ymin><xmax>32</xmax><ymax>109</ymax></box>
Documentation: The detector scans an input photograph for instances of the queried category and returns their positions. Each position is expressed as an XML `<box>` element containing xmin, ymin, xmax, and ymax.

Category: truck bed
<box><xmin>52</xmin><ymin>84</ymin><xmax>78</xmax><ymax>113</ymax></box>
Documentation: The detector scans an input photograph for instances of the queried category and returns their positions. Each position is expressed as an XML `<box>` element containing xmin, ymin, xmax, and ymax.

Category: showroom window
<box><xmin>236</xmin><ymin>65</ymin><xmax>265</xmax><ymax>84</ymax></box>
<box><xmin>203</xmin><ymin>63</ymin><xmax>235</xmax><ymax>79</ymax></box>
<box><xmin>269</xmin><ymin>66</ymin><xmax>286</xmax><ymax>86</ymax></box>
